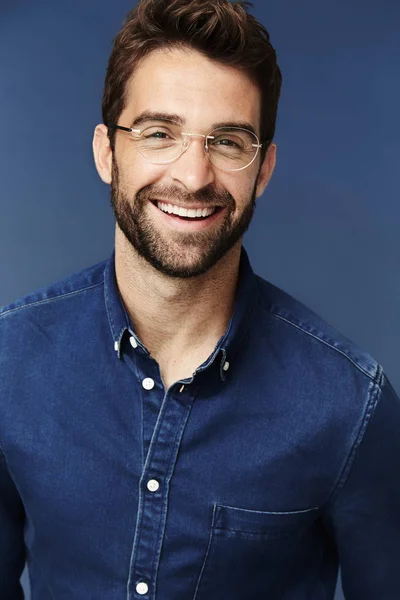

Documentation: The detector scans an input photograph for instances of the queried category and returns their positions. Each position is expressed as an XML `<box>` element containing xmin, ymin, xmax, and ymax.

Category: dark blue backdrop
<box><xmin>1</xmin><ymin>2</ymin><xmax>399</xmax><ymax>598</ymax></box>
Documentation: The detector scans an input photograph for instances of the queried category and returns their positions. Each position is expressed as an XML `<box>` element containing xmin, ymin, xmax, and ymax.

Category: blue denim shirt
<box><xmin>1</xmin><ymin>247</ymin><xmax>399</xmax><ymax>600</ymax></box>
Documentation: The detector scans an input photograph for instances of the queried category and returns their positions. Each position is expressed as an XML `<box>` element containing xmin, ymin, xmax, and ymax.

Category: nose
<box><xmin>168</xmin><ymin>135</ymin><xmax>215</xmax><ymax>193</ymax></box>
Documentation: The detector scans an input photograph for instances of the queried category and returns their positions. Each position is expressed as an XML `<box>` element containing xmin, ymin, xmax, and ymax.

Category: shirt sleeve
<box><xmin>0</xmin><ymin>451</ymin><xmax>26</xmax><ymax>599</ymax></box>
<box><xmin>322</xmin><ymin>370</ymin><xmax>400</xmax><ymax>599</ymax></box>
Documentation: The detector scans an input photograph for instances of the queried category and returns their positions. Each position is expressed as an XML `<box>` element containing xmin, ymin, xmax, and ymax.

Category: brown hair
<box><xmin>102</xmin><ymin>0</ymin><xmax>282</xmax><ymax>160</ymax></box>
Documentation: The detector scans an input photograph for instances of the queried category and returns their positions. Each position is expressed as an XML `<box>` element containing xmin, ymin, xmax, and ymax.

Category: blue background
<box><xmin>1</xmin><ymin>1</ymin><xmax>399</xmax><ymax>598</ymax></box>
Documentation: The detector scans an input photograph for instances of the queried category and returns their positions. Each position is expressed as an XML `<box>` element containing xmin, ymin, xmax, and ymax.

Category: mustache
<box><xmin>137</xmin><ymin>184</ymin><xmax>235</xmax><ymax>208</ymax></box>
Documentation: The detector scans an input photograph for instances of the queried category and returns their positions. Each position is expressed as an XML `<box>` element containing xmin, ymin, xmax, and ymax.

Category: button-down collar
<box><xmin>104</xmin><ymin>247</ymin><xmax>260</xmax><ymax>381</ymax></box>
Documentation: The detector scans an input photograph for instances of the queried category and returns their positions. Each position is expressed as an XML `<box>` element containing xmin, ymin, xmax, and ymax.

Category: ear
<box><xmin>255</xmin><ymin>142</ymin><xmax>277</xmax><ymax>198</ymax></box>
<box><xmin>92</xmin><ymin>124</ymin><xmax>113</xmax><ymax>184</ymax></box>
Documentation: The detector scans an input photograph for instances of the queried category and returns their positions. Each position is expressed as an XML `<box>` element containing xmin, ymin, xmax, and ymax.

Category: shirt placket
<box><xmin>126</xmin><ymin>373</ymin><xmax>197</xmax><ymax>600</ymax></box>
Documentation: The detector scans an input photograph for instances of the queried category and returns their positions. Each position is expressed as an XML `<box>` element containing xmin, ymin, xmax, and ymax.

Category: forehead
<box><xmin>122</xmin><ymin>47</ymin><xmax>261</xmax><ymax>131</ymax></box>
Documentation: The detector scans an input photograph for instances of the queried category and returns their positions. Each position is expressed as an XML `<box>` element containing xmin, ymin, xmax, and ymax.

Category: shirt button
<box><xmin>136</xmin><ymin>582</ymin><xmax>149</xmax><ymax>595</ymax></box>
<box><xmin>142</xmin><ymin>378</ymin><xmax>155</xmax><ymax>390</ymax></box>
<box><xmin>130</xmin><ymin>336</ymin><xmax>138</xmax><ymax>349</ymax></box>
<box><xmin>147</xmin><ymin>479</ymin><xmax>160</xmax><ymax>492</ymax></box>
<box><xmin>114</xmin><ymin>341</ymin><xmax>119</xmax><ymax>352</ymax></box>
<box><xmin>223</xmin><ymin>361</ymin><xmax>230</xmax><ymax>372</ymax></box>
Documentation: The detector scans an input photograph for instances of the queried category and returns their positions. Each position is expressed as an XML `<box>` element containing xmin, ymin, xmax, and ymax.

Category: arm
<box><xmin>323</xmin><ymin>370</ymin><xmax>400</xmax><ymax>599</ymax></box>
<box><xmin>0</xmin><ymin>451</ymin><xmax>26</xmax><ymax>599</ymax></box>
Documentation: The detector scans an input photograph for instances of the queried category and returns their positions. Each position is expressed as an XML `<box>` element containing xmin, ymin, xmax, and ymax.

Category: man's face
<box><xmin>106</xmin><ymin>47</ymin><xmax>275</xmax><ymax>278</ymax></box>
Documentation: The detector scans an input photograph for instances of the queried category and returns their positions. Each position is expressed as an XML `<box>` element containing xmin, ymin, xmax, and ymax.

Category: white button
<box><xmin>142</xmin><ymin>378</ymin><xmax>155</xmax><ymax>390</ymax></box>
<box><xmin>223</xmin><ymin>361</ymin><xmax>230</xmax><ymax>372</ymax></box>
<box><xmin>147</xmin><ymin>479</ymin><xmax>160</xmax><ymax>492</ymax></box>
<box><xmin>130</xmin><ymin>336</ymin><xmax>138</xmax><ymax>349</ymax></box>
<box><xmin>136</xmin><ymin>582</ymin><xmax>149</xmax><ymax>595</ymax></box>
<box><xmin>114</xmin><ymin>341</ymin><xmax>119</xmax><ymax>352</ymax></box>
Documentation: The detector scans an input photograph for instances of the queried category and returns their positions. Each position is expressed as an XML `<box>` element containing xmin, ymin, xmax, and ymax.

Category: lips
<box><xmin>149</xmin><ymin>198</ymin><xmax>225</xmax><ymax>230</ymax></box>
<box><xmin>155</xmin><ymin>200</ymin><xmax>218</xmax><ymax>219</ymax></box>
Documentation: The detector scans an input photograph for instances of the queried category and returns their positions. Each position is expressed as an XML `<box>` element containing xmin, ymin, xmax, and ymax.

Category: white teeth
<box><xmin>156</xmin><ymin>202</ymin><xmax>216</xmax><ymax>218</ymax></box>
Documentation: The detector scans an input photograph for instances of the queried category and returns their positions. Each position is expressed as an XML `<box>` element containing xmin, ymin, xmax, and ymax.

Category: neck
<box><xmin>114</xmin><ymin>227</ymin><xmax>241</xmax><ymax>362</ymax></box>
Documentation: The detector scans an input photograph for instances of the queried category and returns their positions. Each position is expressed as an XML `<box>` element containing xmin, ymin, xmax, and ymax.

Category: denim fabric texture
<box><xmin>0</xmin><ymin>247</ymin><xmax>399</xmax><ymax>600</ymax></box>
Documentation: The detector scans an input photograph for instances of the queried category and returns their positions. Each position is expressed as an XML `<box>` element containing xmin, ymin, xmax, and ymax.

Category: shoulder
<box><xmin>0</xmin><ymin>258</ymin><xmax>108</xmax><ymax>327</ymax></box>
<box><xmin>254</xmin><ymin>274</ymin><xmax>379</xmax><ymax>382</ymax></box>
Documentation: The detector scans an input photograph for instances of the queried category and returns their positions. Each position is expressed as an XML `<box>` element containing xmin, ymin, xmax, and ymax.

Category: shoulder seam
<box><xmin>322</xmin><ymin>366</ymin><xmax>384</xmax><ymax>510</ymax></box>
<box><xmin>0</xmin><ymin>281</ymin><xmax>104</xmax><ymax>320</ymax></box>
<box><xmin>262</xmin><ymin>307</ymin><xmax>376</xmax><ymax>381</ymax></box>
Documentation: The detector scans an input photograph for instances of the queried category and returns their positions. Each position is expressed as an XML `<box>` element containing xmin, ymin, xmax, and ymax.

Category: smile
<box><xmin>152</xmin><ymin>200</ymin><xmax>222</xmax><ymax>221</ymax></box>
<box><xmin>156</xmin><ymin>201</ymin><xmax>217</xmax><ymax>219</ymax></box>
<box><xmin>149</xmin><ymin>199</ymin><xmax>224</xmax><ymax>230</ymax></box>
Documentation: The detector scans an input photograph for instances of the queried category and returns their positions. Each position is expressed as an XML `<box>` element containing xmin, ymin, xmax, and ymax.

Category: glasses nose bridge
<box><xmin>180</xmin><ymin>132</ymin><xmax>209</xmax><ymax>156</ymax></box>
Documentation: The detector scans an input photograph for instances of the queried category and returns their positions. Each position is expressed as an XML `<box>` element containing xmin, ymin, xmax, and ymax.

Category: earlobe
<box><xmin>92</xmin><ymin>124</ymin><xmax>113</xmax><ymax>185</ymax></box>
<box><xmin>255</xmin><ymin>142</ymin><xmax>277</xmax><ymax>198</ymax></box>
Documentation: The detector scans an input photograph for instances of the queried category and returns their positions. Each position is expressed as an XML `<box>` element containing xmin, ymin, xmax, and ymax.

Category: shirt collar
<box><xmin>210</xmin><ymin>246</ymin><xmax>259</xmax><ymax>380</ymax></box>
<box><xmin>104</xmin><ymin>249</ymin><xmax>131</xmax><ymax>360</ymax></box>
<box><xmin>103</xmin><ymin>246</ymin><xmax>259</xmax><ymax>380</ymax></box>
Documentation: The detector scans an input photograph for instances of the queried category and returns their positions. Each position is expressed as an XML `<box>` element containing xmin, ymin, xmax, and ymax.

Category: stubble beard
<box><xmin>110</xmin><ymin>158</ymin><xmax>258</xmax><ymax>279</ymax></box>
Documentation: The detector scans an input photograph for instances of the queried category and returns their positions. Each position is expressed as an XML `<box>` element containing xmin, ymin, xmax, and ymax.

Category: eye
<box><xmin>216</xmin><ymin>138</ymin><xmax>239</xmax><ymax>147</ymax></box>
<box><xmin>144</xmin><ymin>130</ymin><xmax>171</xmax><ymax>139</ymax></box>
<box><xmin>210</xmin><ymin>135</ymin><xmax>244</xmax><ymax>150</ymax></box>
<box><xmin>140</xmin><ymin>125</ymin><xmax>180</xmax><ymax>141</ymax></box>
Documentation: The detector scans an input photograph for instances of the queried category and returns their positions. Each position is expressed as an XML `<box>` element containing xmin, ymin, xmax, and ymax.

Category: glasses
<box><xmin>108</xmin><ymin>123</ymin><xmax>265</xmax><ymax>172</ymax></box>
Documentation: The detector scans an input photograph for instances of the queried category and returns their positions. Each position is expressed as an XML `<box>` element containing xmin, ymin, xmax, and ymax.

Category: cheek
<box><xmin>117</xmin><ymin>154</ymin><xmax>167</xmax><ymax>191</ymax></box>
<box><xmin>226</xmin><ymin>176</ymin><xmax>257</xmax><ymax>211</ymax></box>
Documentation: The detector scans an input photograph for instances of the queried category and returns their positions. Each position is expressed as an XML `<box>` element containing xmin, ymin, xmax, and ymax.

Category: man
<box><xmin>1</xmin><ymin>0</ymin><xmax>399</xmax><ymax>598</ymax></box>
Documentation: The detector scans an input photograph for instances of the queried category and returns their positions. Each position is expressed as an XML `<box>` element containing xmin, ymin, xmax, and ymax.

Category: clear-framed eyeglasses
<box><xmin>108</xmin><ymin>122</ymin><xmax>266</xmax><ymax>172</ymax></box>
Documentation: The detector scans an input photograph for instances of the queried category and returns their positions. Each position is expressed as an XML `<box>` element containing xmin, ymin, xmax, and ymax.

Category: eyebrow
<box><xmin>129</xmin><ymin>111</ymin><xmax>184</xmax><ymax>128</ymax></box>
<box><xmin>128</xmin><ymin>111</ymin><xmax>258</xmax><ymax>137</ymax></box>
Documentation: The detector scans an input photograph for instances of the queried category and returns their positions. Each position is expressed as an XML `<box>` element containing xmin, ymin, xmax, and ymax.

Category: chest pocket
<box><xmin>193</xmin><ymin>502</ymin><xmax>319</xmax><ymax>600</ymax></box>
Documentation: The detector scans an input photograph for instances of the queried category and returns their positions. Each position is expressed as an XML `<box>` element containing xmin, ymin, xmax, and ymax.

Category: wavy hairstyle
<box><xmin>102</xmin><ymin>0</ymin><xmax>282</xmax><ymax>160</ymax></box>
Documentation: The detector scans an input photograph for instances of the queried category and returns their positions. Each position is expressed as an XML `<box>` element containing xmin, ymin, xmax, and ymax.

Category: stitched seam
<box><xmin>261</xmin><ymin>308</ymin><xmax>376</xmax><ymax>381</ymax></box>
<box><xmin>0</xmin><ymin>281</ymin><xmax>104</xmax><ymax>320</ymax></box>
<box><xmin>217</xmin><ymin>503</ymin><xmax>319</xmax><ymax>515</ymax></box>
<box><xmin>192</xmin><ymin>503</ymin><xmax>217</xmax><ymax>600</ymax></box>
<box><xmin>323</xmin><ymin>366</ymin><xmax>383</xmax><ymax>510</ymax></box>
<box><xmin>127</xmin><ymin>387</ymin><xmax>173</xmax><ymax>599</ymax></box>
<box><xmin>214</xmin><ymin>527</ymin><xmax>292</xmax><ymax>538</ymax></box>
<box><xmin>0</xmin><ymin>383</ymin><xmax>12</xmax><ymax>457</ymax></box>
<box><xmin>152</xmin><ymin>395</ymin><xmax>197</xmax><ymax>600</ymax></box>
<box><xmin>150</xmin><ymin>409</ymin><xmax>188</xmax><ymax>590</ymax></box>
<box><xmin>104</xmin><ymin>267</ymin><xmax>118</xmax><ymax>341</ymax></box>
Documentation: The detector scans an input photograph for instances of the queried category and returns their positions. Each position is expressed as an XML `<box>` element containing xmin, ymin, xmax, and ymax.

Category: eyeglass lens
<box><xmin>130</xmin><ymin>124</ymin><xmax>259</xmax><ymax>170</ymax></box>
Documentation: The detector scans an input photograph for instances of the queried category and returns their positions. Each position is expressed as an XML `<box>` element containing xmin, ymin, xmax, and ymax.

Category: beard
<box><xmin>110</xmin><ymin>158</ymin><xmax>258</xmax><ymax>278</ymax></box>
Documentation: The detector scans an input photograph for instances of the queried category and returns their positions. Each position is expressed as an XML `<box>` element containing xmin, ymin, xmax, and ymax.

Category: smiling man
<box><xmin>1</xmin><ymin>1</ymin><xmax>399</xmax><ymax>599</ymax></box>
<box><xmin>93</xmin><ymin>38</ymin><xmax>276</xmax><ymax>389</ymax></box>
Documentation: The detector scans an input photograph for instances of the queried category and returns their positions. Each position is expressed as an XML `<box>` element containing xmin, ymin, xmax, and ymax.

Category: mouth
<box><xmin>151</xmin><ymin>200</ymin><xmax>224</xmax><ymax>222</ymax></box>
<box><xmin>149</xmin><ymin>199</ymin><xmax>226</xmax><ymax>232</ymax></box>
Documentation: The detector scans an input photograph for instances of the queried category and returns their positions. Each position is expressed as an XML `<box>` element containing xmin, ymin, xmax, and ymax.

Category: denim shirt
<box><xmin>1</xmin><ymin>247</ymin><xmax>399</xmax><ymax>600</ymax></box>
